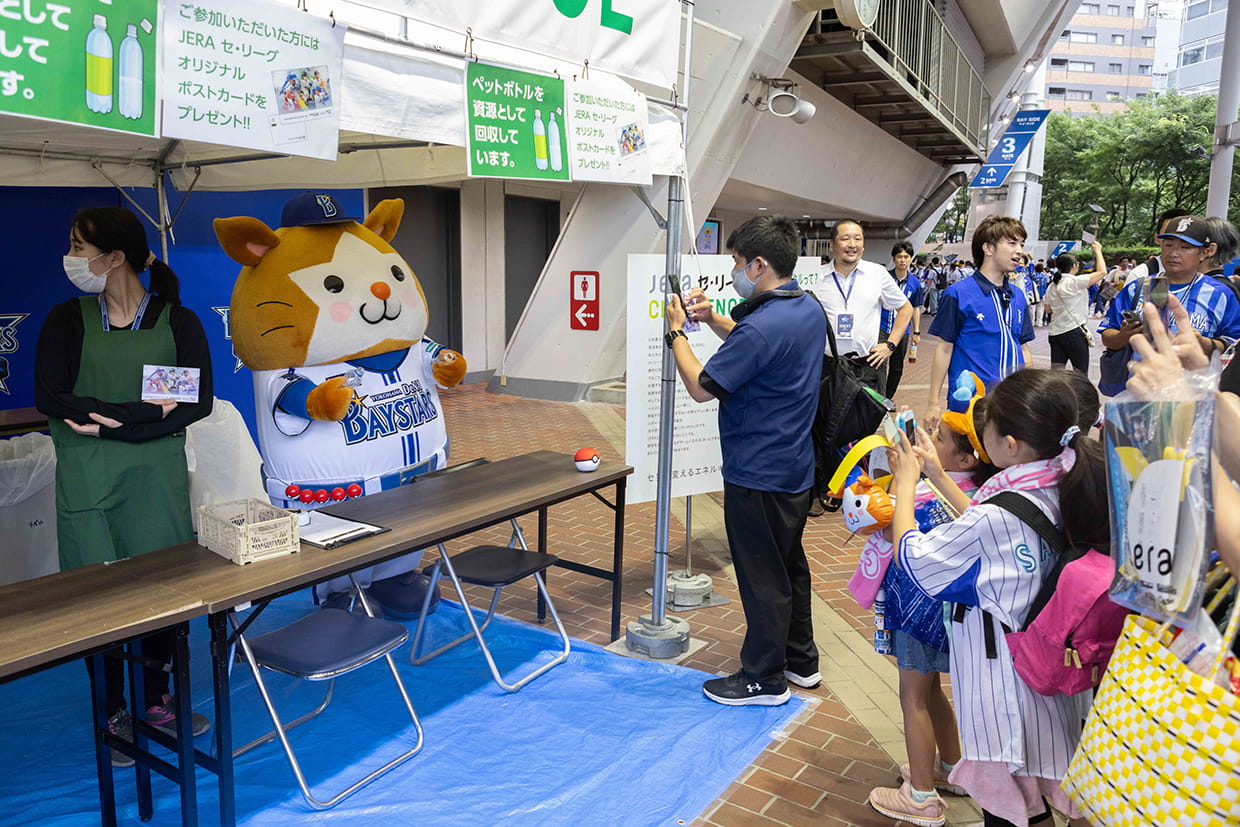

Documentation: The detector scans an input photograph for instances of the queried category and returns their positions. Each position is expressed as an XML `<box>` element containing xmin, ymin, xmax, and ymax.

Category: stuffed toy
<box><xmin>841</xmin><ymin>474</ymin><xmax>893</xmax><ymax>536</ymax></box>
<box><xmin>214</xmin><ymin>192</ymin><xmax>465</xmax><ymax>614</ymax></box>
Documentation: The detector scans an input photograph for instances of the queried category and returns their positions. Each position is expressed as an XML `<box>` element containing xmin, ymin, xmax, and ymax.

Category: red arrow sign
<box><xmin>570</xmin><ymin>271</ymin><xmax>599</xmax><ymax>330</ymax></box>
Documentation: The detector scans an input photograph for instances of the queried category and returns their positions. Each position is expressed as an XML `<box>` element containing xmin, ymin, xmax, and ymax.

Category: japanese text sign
<box><xmin>0</xmin><ymin>0</ymin><xmax>159</xmax><ymax>136</ymax></box>
<box><xmin>970</xmin><ymin>109</ymin><xmax>1050</xmax><ymax>189</ymax></box>
<box><xmin>162</xmin><ymin>0</ymin><xmax>345</xmax><ymax>160</ymax></box>
<box><xmin>466</xmin><ymin>62</ymin><xmax>569</xmax><ymax>181</ymax></box>
<box><xmin>567</xmin><ymin>78</ymin><xmax>652</xmax><ymax>185</ymax></box>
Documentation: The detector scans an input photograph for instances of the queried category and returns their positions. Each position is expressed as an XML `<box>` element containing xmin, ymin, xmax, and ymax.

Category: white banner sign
<box><xmin>625</xmin><ymin>255</ymin><xmax>824</xmax><ymax>505</ymax></box>
<box><xmin>567</xmin><ymin>78</ymin><xmax>652</xmax><ymax>185</ymax></box>
<box><xmin>162</xmin><ymin>0</ymin><xmax>345</xmax><ymax>160</ymax></box>
<box><xmin>366</xmin><ymin>0</ymin><xmax>680</xmax><ymax>91</ymax></box>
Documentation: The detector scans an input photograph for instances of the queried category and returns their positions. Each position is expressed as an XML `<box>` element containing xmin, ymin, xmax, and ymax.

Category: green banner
<box><xmin>466</xmin><ymin>62</ymin><xmax>569</xmax><ymax>182</ymax></box>
<box><xmin>0</xmin><ymin>0</ymin><xmax>159</xmax><ymax>136</ymax></box>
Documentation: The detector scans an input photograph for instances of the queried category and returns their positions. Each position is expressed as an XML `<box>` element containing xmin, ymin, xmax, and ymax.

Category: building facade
<box><xmin>1045</xmin><ymin>3</ymin><xmax>1159</xmax><ymax>112</ymax></box>
<box><xmin>1172</xmin><ymin>0</ymin><xmax>1228</xmax><ymax>94</ymax></box>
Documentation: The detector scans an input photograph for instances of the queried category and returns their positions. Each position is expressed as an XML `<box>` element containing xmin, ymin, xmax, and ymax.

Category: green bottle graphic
<box><xmin>533</xmin><ymin>109</ymin><xmax>549</xmax><ymax>171</ymax></box>
<box><xmin>86</xmin><ymin>14</ymin><xmax>113</xmax><ymax>114</ymax></box>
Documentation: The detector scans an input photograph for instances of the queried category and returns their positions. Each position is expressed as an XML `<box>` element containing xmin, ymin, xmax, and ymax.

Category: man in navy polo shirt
<box><xmin>882</xmin><ymin>240</ymin><xmax>924</xmax><ymax>398</ymax></box>
<box><xmin>923</xmin><ymin>215</ymin><xmax>1035</xmax><ymax>425</ymax></box>
<box><xmin>666</xmin><ymin>215</ymin><xmax>826</xmax><ymax>706</ymax></box>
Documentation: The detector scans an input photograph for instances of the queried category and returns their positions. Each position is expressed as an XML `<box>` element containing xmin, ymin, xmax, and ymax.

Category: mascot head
<box><xmin>842</xmin><ymin>474</ymin><xmax>894</xmax><ymax>536</ymax></box>
<box><xmin>215</xmin><ymin>193</ymin><xmax>428</xmax><ymax>371</ymax></box>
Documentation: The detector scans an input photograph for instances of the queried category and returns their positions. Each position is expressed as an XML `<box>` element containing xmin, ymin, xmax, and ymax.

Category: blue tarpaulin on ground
<box><xmin>2</xmin><ymin>595</ymin><xmax>805</xmax><ymax>825</ymax></box>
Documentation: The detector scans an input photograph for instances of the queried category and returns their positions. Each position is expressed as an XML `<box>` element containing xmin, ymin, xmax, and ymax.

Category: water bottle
<box><xmin>85</xmin><ymin>15</ymin><xmax>113</xmax><ymax>114</ymax></box>
<box><xmin>908</xmin><ymin>341</ymin><xmax>918</xmax><ymax>363</ymax></box>
<box><xmin>874</xmin><ymin>587</ymin><xmax>892</xmax><ymax>654</ymax></box>
<box><xmin>532</xmin><ymin>110</ymin><xmax>549</xmax><ymax>170</ymax></box>
<box><xmin>548</xmin><ymin>111</ymin><xmax>563</xmax><ymax>172</ymax></box>
<box><xmin>118</xmin><ymin>24</ymin><xmax>142</xmax><ymax>120</ymax></box>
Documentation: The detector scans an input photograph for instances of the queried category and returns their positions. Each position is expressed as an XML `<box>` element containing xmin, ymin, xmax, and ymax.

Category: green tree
<box><xmin>1040</xmin><ymin>93</ymin><xmax>1234</xmax><ymax>246</ymax></box>
<box><xmin>931</xmin><ymin>185</ymin><xmax>971</xmax><ymax>243</ymax></box>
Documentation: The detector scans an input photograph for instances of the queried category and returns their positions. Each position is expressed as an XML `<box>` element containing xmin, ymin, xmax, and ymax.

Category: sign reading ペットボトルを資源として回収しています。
<box><xmin>465</xmin><ymin>62</ymin><xmax>570</xmax><ymax>182</ymax></box>
<box><xmin>1</xmin><ymin>0</ymin><xmax>159</xmax><ymax>136</ymax></box>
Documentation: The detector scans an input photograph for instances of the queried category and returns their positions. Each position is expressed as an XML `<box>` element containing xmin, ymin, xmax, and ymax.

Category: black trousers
<box><xmin>883</xmin><ymin>334</ymin><xmax>910</xmax><ymax>399</ymax></box>
<box><xmin>982</xmin><ymin>801</ymin><xmax>1052</xmax><ymax>826</ymax></box>
<box><xmin>722</xmin><ymin>482</ymin><xmax>817</xmax><ymax>684</ymax></box>
<box><xmin>1048</xmin><ymin>326</ymin><xmax>1090</xmax><ymax>373</ymax></box>
<box><xmin>88</xmin><ymin>627</ymin><xmax>176</xmax><ymax>716</ymax></box>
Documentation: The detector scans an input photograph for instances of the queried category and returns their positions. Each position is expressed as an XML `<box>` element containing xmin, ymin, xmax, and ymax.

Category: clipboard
<box><xmin>298</xmin><ymin>511</ymin><xmax>389</xmax><ymax>550</ymax></box>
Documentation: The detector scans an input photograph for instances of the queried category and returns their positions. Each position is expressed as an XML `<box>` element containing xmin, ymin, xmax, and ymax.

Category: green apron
<box><xmin>49</xmin><ymin>296</ymin><xmax>193</xmax><ymax>571</ymax></box>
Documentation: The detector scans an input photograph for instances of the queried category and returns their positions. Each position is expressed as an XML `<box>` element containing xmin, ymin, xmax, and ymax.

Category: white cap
<box><xmin>94</xmin><ymin>13</ymin><xmax>107</xmax><ymax>27</ymax></box>
<box><xmin>127</xmin><ymin>24</ymin><xmax>137</xmax><ymax>36</ymax></box>
<box><xmin>535</xmin><ymin>109</ymin><xmax>541</xmax><ymax>117</ymax></box>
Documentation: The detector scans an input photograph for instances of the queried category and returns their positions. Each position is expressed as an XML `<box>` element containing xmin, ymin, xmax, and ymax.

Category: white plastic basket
<box><xmin>198</xmin><ymin>498</ymin><xmax>299</xmax><ymax>565</ymax></box>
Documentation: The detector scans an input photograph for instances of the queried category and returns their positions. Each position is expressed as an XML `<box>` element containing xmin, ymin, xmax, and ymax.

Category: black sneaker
<box><xmin>702</xmin><ymin>672</ymin><xmax>790</xmax><ymax>706</ymax></box>
<box><xmin>107</xmin><ymin>708</ymin><xmax>136</xmax><ymax>768</ymax></box>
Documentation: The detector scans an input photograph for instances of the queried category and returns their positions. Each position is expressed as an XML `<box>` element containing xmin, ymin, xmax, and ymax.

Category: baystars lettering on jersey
<box><xmin>342</xmin><ymin>376</ymin><xmax>439</xmax><ymax>444</ymax></box>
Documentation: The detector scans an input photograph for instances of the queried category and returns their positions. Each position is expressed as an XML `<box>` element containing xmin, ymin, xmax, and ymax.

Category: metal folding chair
<box><xmin>230</xmin><ymin>574</ymin><xmax>423</xmax><ymax>809</ymax></box>
<box><xmin>409</xmin><ymin>519</ymin><xmax>570</xmax><ymax>692</ymax></box>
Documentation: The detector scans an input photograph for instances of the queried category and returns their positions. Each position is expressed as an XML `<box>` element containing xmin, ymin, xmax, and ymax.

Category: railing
<box><xmin>809</xmin><ymin>0</ymin><xmax>990</xmax><ymax>155</ymax></box>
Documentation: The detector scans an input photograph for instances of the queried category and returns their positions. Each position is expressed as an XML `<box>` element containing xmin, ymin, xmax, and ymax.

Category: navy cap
<box><xmin>280</xmin><ymin>191</ymin><xmax>359</xmax><ymax>228</ymax></box>
<box><xmin>1157</xmin><ymin>215</ymin><xmax>1211</xmax><ymax>247</ymax></box>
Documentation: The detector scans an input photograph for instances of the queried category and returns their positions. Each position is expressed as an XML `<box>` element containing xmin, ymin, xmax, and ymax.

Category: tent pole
<box><xmin>156</xmin><ymin>170</ymin><xmax>170</xmax><ymax>261</ymax></box>
<box><xmin>624</xmin><ymin>0</ymin><xmax>695</xmax><ymax>659</ymax></box>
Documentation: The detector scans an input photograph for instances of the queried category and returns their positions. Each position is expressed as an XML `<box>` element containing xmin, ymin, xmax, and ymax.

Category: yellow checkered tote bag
<box><xmin>1063</xmin><ymin>605</ymin><xmax>1240</xmax><ymax>826</ymax></box>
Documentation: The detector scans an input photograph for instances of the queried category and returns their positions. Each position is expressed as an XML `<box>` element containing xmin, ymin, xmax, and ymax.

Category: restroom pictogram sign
<box><xmin>570</xmin><ymin>271</ymin><xmax>599</xmax><ymax>331</ymax></box>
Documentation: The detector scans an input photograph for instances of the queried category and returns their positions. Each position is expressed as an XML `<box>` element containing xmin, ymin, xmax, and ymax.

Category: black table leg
<box><xmin>611</xmin><ymin>478</ymin><xmax>626</xmax><ymax>641</ymax></box>
<box><xmin>209</xmin><ymin>612</ymin><xmax>236</xmax><ymax>827</ymax></box>
<box><xmin>172</xmin><ymin>623</ymin><xmax>198</xmax><ymax>825</ymax></box>
<box><xmin>87</xmin><ymin>653</ymin><xmax>118</xmax><ymax>827</ymax></box>
<box><xmin>129</xmin><ymin>638</ymin><xmax>153</xmax><ymax>822</ymax></box>
<box><xmin>536</xmin><ymin>507</ymin><xmax>549</xmax><ymax>624</ymax></box>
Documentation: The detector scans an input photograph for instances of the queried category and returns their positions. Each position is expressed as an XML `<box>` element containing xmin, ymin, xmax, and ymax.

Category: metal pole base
<box><xmin>623</xmin><ymin>615</ymin><xmax>691</xmax><ymax>659</ymax></box>
<box><xmin>667</xmin><ymin>570</ymin><xmax>715</xmax><ymax>608</ymax></box>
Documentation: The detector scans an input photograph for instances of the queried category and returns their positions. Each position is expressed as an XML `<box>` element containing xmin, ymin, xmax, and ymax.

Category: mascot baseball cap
<box><xmin>1157</xmin><ymin>215</ymin><xmax>1211</xmax><ymax>247</ymax></box>
<box><xmin>280</xmin><ymin>191</ymin><xmax>360</xmax><ymax>228</ymax></box>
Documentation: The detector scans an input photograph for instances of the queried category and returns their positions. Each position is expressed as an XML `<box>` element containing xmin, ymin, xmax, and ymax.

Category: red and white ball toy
<box><xmin>574</xmin><ymin>448</ymin><xmax>601</xmax><ymax>472</ymax></box>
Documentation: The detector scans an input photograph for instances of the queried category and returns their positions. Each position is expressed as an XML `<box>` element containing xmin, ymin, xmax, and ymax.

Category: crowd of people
<box><xmin>665</xmin><ymin>211</ymin><xmax>1240</xmax><ymax>827</ymax></box>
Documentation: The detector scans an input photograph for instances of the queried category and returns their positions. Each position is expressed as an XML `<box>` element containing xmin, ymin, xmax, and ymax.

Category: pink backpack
<box><xmin>973</xmin><ymin>492</ymin><xmax>1130</xmax><ymax>697</ymax></box>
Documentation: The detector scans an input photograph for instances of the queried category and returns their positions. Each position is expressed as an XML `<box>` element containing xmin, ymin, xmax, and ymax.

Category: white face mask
<box><xmin>63</xmin><ymin>253</ymin><xmax>109</xmax><ymax>294</ymax></box>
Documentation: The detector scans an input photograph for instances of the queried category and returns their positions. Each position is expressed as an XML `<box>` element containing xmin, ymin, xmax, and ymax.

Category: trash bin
<box><xmin>0</xmin><ymin>432</ymin><xmax>58</xmax><ymax>585</ymax></box>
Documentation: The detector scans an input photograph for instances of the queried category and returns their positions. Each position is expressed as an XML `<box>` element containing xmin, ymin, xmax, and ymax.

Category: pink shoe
<box><xmin>900</xmin><ymin>760</ymin><xmax>967</xmax><ymax>796</ymax></box>
<box><xmin>868</xmin><ymin>781</ymin><xmax>945</xmax><ymax>827</ymax></box>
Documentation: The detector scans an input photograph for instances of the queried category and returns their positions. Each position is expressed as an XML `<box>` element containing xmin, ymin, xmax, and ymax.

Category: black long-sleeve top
<box><xmin>35</xmin><ymin>295</ymin><xmax>214</xmax><ymax>442</ymax></box>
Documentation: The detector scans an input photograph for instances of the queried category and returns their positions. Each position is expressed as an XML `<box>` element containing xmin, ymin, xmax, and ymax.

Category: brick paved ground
<box><xmin>437</xmin><ymin>310</ymin><xmax>1083</xmax><ymax>826</ymax></box>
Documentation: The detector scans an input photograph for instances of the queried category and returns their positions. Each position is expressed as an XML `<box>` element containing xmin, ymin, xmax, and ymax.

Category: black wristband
<box><xmin>665</xmin><ymin>329</ymin><xmax>687</xmax><ymax>348</ymax></box>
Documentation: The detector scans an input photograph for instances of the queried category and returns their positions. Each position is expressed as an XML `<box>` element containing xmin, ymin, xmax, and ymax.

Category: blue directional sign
<box><xmin>969</xmin><ymin>109</ymin><xmax>1051</xmax><ymax>189</ymax></box>
<box><xmin>1051</xmin><ymin>240</ymin><xmax>1078</xmax><ymax>257</ymax></box>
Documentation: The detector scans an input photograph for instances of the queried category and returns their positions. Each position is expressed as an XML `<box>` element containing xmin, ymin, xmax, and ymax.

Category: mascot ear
<box><xmin>213</xmin><ymin>216</ymin><xmax>280</xmax><ymax>266</ymax></box>
<box><xmin>363</xmin><ymin>199</ymin><xmax>404</xmax><ymax>243</ymax></box>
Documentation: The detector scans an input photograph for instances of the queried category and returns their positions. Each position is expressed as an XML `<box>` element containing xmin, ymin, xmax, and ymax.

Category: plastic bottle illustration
<box><xmin>533</xmin><ymin>109</ymin><xmax>549</xmax><ymax>171</ymax></box>
<box><xmin>548</xmin><ymin>111</ymin><xmax>563</xmax><ymax>172</ymax></box>
<box><xmin>86</xmin><ymin>14</ymin><xmax>113</xmax><ymax>114</ymax></box>
<box><xmin>118</xmin><ymin>24</ymin><xmax>142</xmax><ymax>120</ymax></box>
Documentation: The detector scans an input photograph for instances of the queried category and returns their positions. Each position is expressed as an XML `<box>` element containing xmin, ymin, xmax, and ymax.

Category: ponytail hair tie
<box><xmin>145</xmin><ymin>251</ymin><xmax>156</xmax><ymax>268</ymax></box>
<box><xmin>1059</xmin><ymin>425</ymin><xmax>1080</xmax><ymax>447</ymax></box>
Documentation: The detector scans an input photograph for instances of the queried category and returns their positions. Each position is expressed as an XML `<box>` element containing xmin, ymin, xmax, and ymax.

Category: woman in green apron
<box><xmin>34</xmin><ymin>207</ymin><xmax>214</xmax><ymax>767</ymax></box>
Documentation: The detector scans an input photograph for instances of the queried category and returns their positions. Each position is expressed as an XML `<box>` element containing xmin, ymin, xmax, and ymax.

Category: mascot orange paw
<box><xmin>306</xmin><ymin>376</ymin><xmax>353</xmax><ymax>421</ymax></box>
<box><xmin>432</xmin><ymin>349</ymin><xmax>467</xmax><ymax>387</ymax></box>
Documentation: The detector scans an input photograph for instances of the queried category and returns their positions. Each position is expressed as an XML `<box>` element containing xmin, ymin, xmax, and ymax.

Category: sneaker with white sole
<box><xmin>146</xmin><ymin>695</ymin><xmax>211</xmax><ymax>738</ymax></box>
<box><xmin>783</xmin><ymin>668</ymin><xmax>822</xmax><ymax>689</ymax></box>
<box><xmin>899</xmin><ymin>759</ymin><xmax>967</xmax><ymax>797</ymax></box>
<box><xmin>106</xmin><ymin>708</ymin><xmax>135</xmax><ymax>768</ymax></box>
<box><xmin>868</xmin><ymin>781</ymin><xmax>945</xmax><ymax>827</ymax></box>
<box><xmin>702</xmin><ymin>671</ymin><xmax>790</xmax><ymax>706</ymax></box>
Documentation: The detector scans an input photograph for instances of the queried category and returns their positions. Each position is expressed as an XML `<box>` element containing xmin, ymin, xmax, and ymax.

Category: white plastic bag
<box><xmin>0</xmin><ymin>433</ymin><xmax>58</xmax><ymax>585</ymax></box>
<box><xmin>185</xmin><ymin>398</ymin><xmax>266</xmax><ymax>533</ymax></box>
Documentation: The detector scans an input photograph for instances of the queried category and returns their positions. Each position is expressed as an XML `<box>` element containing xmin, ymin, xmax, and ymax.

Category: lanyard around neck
<box><xmin>100</xmin><ymin>292</ymin><xmax>151</xmax><ymax>332</ymax></box>
<box><xmin>832</xmin><ymin>269</ymin><xmax>857</xmax><ymax>309</ymax></box>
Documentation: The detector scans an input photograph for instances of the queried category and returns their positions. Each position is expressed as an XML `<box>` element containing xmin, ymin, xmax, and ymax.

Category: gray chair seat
<box><xmin>247</xmin><ymin>608</ymin><xmax>409</xmax><ymax>680</ymax></box>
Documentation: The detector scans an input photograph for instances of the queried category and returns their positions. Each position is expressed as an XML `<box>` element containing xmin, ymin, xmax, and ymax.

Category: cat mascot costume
<box><xmin>214</xmin><ymin>192</ymin><xmax>465</xmax><ymax>614</ymax></box>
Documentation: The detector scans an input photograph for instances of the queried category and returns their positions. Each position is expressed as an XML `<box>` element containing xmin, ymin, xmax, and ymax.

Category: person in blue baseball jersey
<box><xmin>882</xmin><ymin>241</ymin><xmax>925</xmax><ymax>398</ymax></box>
<box><xmin>1099</xmin><ymin>215</ymin><xmax>1240</xmax><ymax>388</ymax></box>
<box><xmin>924</xmin><ymin>216</ymin><xmax>1035</xmax><ymax>428</ymax></box>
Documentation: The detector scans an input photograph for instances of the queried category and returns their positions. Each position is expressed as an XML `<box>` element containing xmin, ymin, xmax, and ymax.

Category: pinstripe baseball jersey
<box><xmin>1098</xmin><ymin>273</ymin><xmax>1240</xmax><ymax>342</ymax></box>
<box><xmin>253</xmin><ymin>340</ymin><xmax>448</xmax><ymax>509</ymax></box>
<box><xmin>897</xmin><ymin>483</ymin><xmax>1091</xmax><ymax>778</ymax></box>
